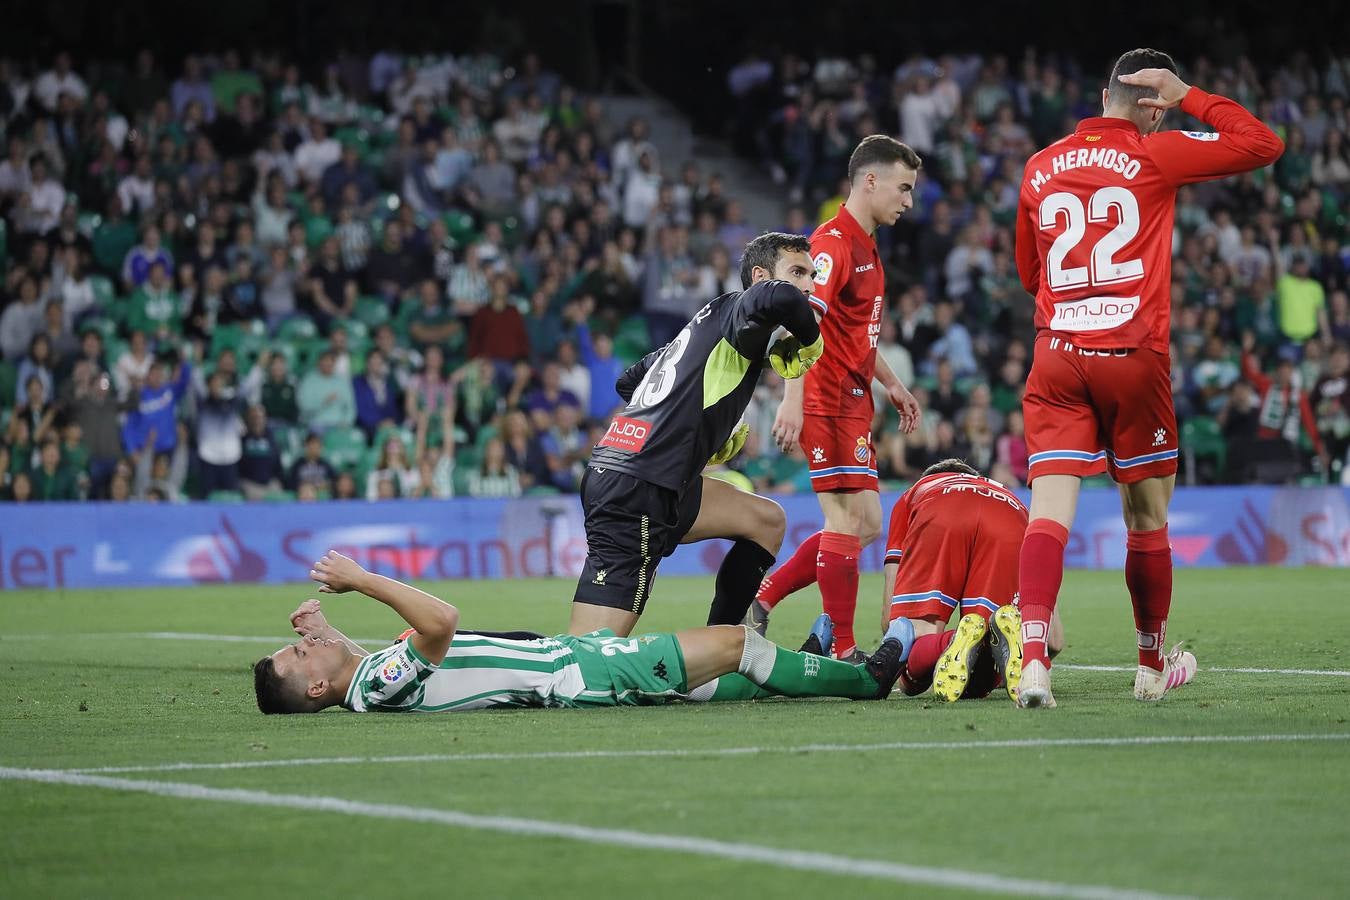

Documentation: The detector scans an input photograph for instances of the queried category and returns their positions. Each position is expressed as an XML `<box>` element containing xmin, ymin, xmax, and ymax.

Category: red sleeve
<box><xmin>807</xmin><ymin>230</ymin><xmax>849</xmax><ymax>318</ymax></box>
<box><xmin>1014</xmin><ymin>184</ymin><xmax>1041</xmax><ymax>296</ymax></box>
<box><xmin>1299</xmin><ymin>394</ymin><xmax>1325</xmax><ymax>455</ymax></box>
<box><xmin>468</xmin><ymin>310</ymin><xmax>486</xmax><ymax>358</ymax></box>
<box><xmin>510</xmin><ymin>309</ymin><xmax>530</xmax><ymax>359</ymax></box>
<box><xmin>883</xmin><ymin>489</ymin><xmax>912</xmax><ymax>565</ymax></box>
<box><xmin>1146</xmin><ymin>88</ymin><xmax>1285</xmax><ymax>186</ymax></box>
<box><xmin>1241</xmin><ymin>351</ymin><xmax>1272</xmax><ymax>392</ymax></box>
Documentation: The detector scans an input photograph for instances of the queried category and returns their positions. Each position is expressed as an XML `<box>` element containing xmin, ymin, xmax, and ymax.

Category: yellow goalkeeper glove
<box><xmin>768</xmin><ymin>334</ymin><xmax>825</xmax><ymax>379</ymax></box>
<box><xmin>707</xmin><ymin>422</ymin><xmax>750</xmax><ymax>466</ymax></box>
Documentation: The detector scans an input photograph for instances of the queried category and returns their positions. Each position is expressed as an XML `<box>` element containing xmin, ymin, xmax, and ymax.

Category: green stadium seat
<box><xmin>0</xmin><ymin>359</ymin><xmax>16</xmax><ymax>410</ymax></box>
<box><xmin>322</xmin><ymin>426</ymin><xmax>369</xmax><ymax>470</ymax></box>
<box><xmin>443</xmin><ymin>209</ymin><xmax>477</xmax><ymax>245</ymax></box>
<box><xmin>79</xmin><ymin>317</ymin><xmax>118</xmax><ymax>343</ymax></box>
<box><xmin>276</xmin><ymin>316</ymin><xmax>319</xmax><ymax>343</ymax></box>
<box><xmin>263</xmin><ymin>489</ymin><xmax>296</xmax><ymax>502</ymax></box>
<box><xmin>1182</xmin><ymin>417</ymin><xmax>1227</xmax><ymax>484</ymax></box>
<box><xmin>89</xmin><ymin>275</ymin><xmax>116</xmax><ymax>308</ymax></box>
<box><xmin>210</xmin><ymin>323</ymin><xmax>245</xmax><ymax>357</ymax></box>
<box><xmin>354</xmin><ymin>296</ymin><xmax>391</xmax><ymax>329</ymax></box>
<box><xmin>452</xmin><ymin>466</ymin><xmax>473</xmax><ymax>497</ymax></box>
<box><xmin>612</xmin><ymin>316</ymin><xmax>651</xmax><ymax>364</ymax></box>
<box><xmin>207</xmin><ymin>490</ymin><xmax>245</xmax><ymax>503</ymax></box>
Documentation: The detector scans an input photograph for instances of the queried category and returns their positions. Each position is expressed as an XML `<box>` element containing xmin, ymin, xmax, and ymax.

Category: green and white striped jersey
<box><xmin>342</xmin><ymin>633</ymin><xmax>589</xmax><ymax>713</ymax></box>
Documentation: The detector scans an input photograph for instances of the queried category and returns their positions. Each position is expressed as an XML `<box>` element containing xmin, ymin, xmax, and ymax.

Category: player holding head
<box><xmin>1013</xmin><ymin>50</ymin><xmax>1283</xmax><ymax>707</ymax></box>
<box><xmin>252</xmin><ymin>550</ymin><xmax>914</xmax><ymax>714</ymax></box>
<box><xmin>565</xmin><ymin>232</ymin><xmax>829</xmax><ymax>638</ymax></box>
<box><xmin>879</xmin><ymin>458</ymin><xmax>1061</xmax><ymax>702</ymax></box>
<box><xmin>752</xmin><ymin>135</ymin><xmax>923</xmax><ymax>660</ymax></box>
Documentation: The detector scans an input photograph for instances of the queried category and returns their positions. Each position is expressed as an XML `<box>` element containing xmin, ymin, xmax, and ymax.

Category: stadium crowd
<box><xmin>0</xmin><ymin>47</ymin><xmax>1347</xmax><ymax>503</ymax></box>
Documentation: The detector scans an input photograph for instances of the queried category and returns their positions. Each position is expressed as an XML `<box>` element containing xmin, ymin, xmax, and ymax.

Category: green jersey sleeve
<box><xmin>343</xmin><ymin>640</ymin><xmax>438</xmax><ymax>712</ymax></box>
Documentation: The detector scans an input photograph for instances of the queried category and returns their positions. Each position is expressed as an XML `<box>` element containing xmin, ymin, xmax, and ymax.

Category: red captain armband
<box><xmin>598</xmin><ymin>416</ymin><xmax>653</xmax><ymax>452</ymax></box>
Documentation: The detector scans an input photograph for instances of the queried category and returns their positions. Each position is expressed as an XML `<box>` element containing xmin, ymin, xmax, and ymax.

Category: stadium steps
<box><xmin>593</xmin><ymin>94</ymin><xmax>785</xmax><ymax>233</ymax></box>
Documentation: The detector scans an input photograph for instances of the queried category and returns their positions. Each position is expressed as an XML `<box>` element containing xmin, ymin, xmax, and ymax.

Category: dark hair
<box><xmin>847</xmin><ymin>135</ymin><xmax>923</xmax><ymax>183</ymax></box>
<box><xmin>739</xmin><ymin>232</ymin><xmax>811</xmax><ymax>288</ymax></box>
<box><xmin>922</xmin><ymin>458</ymin><xmax>979</xmax><ymax>478</ymax></box>
<box><xmin>253</xmin><ymin>656</ymin><xmax>315</xmax><ymax>714</ymax></box>
<box><xmin>1107</xmin><ymin>48</ymin><xmax>1179</xmax><ymax>109</ymax></box>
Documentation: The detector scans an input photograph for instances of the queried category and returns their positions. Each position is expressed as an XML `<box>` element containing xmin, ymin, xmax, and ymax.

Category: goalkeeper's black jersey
<box><xmin>589</xmin><ymin>280</ymin><xmax>819</xmax><ymax>492</ymax></box>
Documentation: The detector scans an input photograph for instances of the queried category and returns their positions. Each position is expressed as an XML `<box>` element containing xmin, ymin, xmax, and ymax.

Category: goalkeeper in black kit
<box><xmin>569</xmin><ymin>232</ymin><xmax>825</xmax><ymax>637</ymax></box>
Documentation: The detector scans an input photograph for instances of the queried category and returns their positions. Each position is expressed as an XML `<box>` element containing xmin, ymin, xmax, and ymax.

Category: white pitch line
<box><xmin>0</xmin><ymin>765</ymin><xmax>1183</xmax><ymax>900</ymax></box>
<box><xmin>5</xmin><ymin>632</ymin><xmax>1350</xmax><ymax>678</ymax></box>
<box><xmin>1056</xmin><ymin>664</ymin><xmax>1350</xmax><ymax>677</ymax></box>
<box><xmin>61</xmin><ymin>733</ymin><xmax>1350</xmax><ymax>776</ymax></box>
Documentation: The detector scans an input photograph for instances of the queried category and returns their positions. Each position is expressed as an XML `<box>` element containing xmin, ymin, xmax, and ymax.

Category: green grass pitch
<box><xmin>2</xmin><ymin>568</ymin><xmax>1348</xmax><ymax>898</ymax></box>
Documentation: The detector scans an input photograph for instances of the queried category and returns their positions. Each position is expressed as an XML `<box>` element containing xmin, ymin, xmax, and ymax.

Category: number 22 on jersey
<box><xmin>1039</xmin><ymin>186</ymin><xmax>1145</xmax><ymax>291</ymax></box>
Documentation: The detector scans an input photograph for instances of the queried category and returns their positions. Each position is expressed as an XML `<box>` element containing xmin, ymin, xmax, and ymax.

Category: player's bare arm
<box><xmin>311</xmin><ymin>550</ymin><xmax>459</xmax><ymax>665</ymax></box>
<box><xmin>290</xmin><ymin>599</ymin><xmax>368</xmax><ymax>655</ymax></box>
<box><xmin>873</xmin><ymin>354</ymin><xmax>920</xmax><ymax>434</ymax></box>
<box><xmin>1116</xmin><ymin>68</ymin><xmax>1191</xmax><ymax>109</ymax></box>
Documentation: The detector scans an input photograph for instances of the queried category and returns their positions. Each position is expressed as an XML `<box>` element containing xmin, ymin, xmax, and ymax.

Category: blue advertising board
<box><xmin>1</xmin><ymin>487</ymin><xmax>1347</xmax><ymax>591</ymax></box>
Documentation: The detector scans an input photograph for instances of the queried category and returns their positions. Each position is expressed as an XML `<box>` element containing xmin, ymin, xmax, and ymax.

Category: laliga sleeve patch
<box><xmin>1181</xmin><ymin>131</ymin><xmax>1220</xmax><ymax>141</ymax></box>
<box><xmin>812</xmin><ymin>251</ymin><xmax>834</xmax><ymax>286</ymax></box>
<box><xmin>379</xmin><ymin>650</ymin><xmax>412</xmax><ymax>685</ymax></box>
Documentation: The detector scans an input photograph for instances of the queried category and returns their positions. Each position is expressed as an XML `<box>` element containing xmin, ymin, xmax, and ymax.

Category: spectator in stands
<box><xmin>1312</xmin><ymin>343</ymin><xmax>1350</xmax><ymax>479</ymax></box>
<box><xmin>407</xmin><ymin>277</ymin><xmax>463</xmax><ymax>353</ymax></box>
<box><xmin>354</xmin><ymin>348</ymin><xmax>402</xmax><ymax>440</ymax></box>
<box><xmin>924</xmin><ymin>300</ymin><xmax>978</xmax><ymax>378</ymax></box>
<box><xmin>365</xmin><ymin>434</ymin><xmax>419</xmax><ymax>499</ymax></box>
<box><xmin>287</xmin><ymin>431</ymin><xmax>337</xmax><ymax>495</ymax></box>
<box><xmin>196</xmin><ymin>371</ymin><xmax>245</xmax><ymax>497</ymax></box>
<box><xmin>121</xmin><ymin>223</ymin><xmax>173</xmax><ymax>289</ymax></box>
<box><xmin>15</xmin><ymin>334</ymin><xmax>54</xmax><ymax>407</ymax></box>
<box><xmin>641</xmin><ymin>225</ymin><xmax>701</xmax><ymax>347</ymax></box>
<box><xmin>365</xmin><ymin>220</ymin><xmax>424</xmax><ymax>303</ymax></box>
<box><xmin>467</xmin><ymin>437</ymin><xmax>522</xmax><ymax>498</ymax></box>
<box><xmin>1</xmin><ymin>274</ymin><xmax>45</xmax><ymax>360</ymax></box>
<box><xmin>121</xmin><ymin>352</ymin><xmax>192</xmax><ymax>459</ymax></box>
<box><xmin>321</xmin><ymin>141</ymin><xmax>376</xmax><ymax>211</ymax></box>
<box><xmin>297</xmin><ymin>349</ymin><xmax>356</xmax><ymax>432</ymax></box>
<box><xmin>468</xmin><ymin>274</ymin><xmax>530</xmax><ymax>366</ymax></box>
<box><xmin>28</xmin><ymin>438</ymin><xmax>76</xmax><ymax>501</ymax></box>
<box><xmin>303</xmin><ymin>236</ymin><xmax>357</xmax><ymax>332</ymax></box>
<box><xmin>1241</xmin><ymin>334</ymin><xmax>1327</xmax><ymax>472</ymax></box>
<box><xmin>19</xmin><ymin>157</ymin><xmax>65</xmax><ymax>235</ymax></box>
<box><xmin>1272</xmin><ymin>227</ymin><xmax>1330</xmax><ymax>345</ymax></box>
<box><xmin>500</xmin><ymin>408</ymin><xmax>549</xmax><ymax>491</ymax></box>
<box><xmin>239</xmin><ymin>405</ymin><xmax>285</xmax><ymax>500</ymax></box>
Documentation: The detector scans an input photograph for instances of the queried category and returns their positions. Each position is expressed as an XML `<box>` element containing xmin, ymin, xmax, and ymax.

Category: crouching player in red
<box><xmin>1013</xmin><ymin>50</ymin><xmax>1283</xmax><ymax>707</ymax></box>
<box><xmin>881</xmin><ymin>459</ymin><xmax>1060</xmax><ymax>702</ymax></box>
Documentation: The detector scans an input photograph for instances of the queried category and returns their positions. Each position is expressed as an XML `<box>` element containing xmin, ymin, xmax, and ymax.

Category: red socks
<box><xmin>1126</xmin><ymin>526</ymin><xmax>1172</xmax><ymax>671</ymax></box>
<box><xmin>756</xmin><ymin>531</ymin><xmax>822</xmax><ymax>610</ymax></box>
<box><xmin>1019</xmin><ymin>518</ymin><xmax>1069</xmax><ymax>668</ymax></box>
<box><xmin>817</xmin><ymin>531</ymin><xmax>860</xmax><ymax>657</ymax></box>
<box><xmin>905</xmin><ymin>629</ymin><xmax>956</xmax><ymax>682</ymax></box>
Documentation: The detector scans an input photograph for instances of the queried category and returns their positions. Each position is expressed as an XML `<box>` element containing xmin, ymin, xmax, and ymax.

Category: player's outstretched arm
<box><xmin>1125</xmin><ymin>68</ymin><xmax>1285</xmax><ymax>183</ymax></box>
<box><xmin>290</xmin><ymin>598</ymin><xmax>368</xmax><ymax>655</ymax></box>
<box><xmin>310</xmin><ymin>550</ymin><xmax>458</xmax><ymax>665</ymax></box>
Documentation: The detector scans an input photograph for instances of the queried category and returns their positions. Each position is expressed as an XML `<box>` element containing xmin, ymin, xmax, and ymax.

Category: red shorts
<box><xmin>886</xmin><ymin>498</ymin><xmax>1024</xmax><ymax>623</ymax></box>
<box><xmin>1022</xmin><ymin>334</ymin><xmax>1178</xmax><ymax>485</ymax></box>
<box><xmin>801</xmin><ymin>414</ymin><xmax>877</xmax><ymax>493</ymax></box>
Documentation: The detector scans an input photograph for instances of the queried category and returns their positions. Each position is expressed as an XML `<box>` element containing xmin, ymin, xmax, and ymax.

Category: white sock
<box><xmin>738</xmin><ymin>626</ymin><xmax>777</xmax><ymax>682</ymax></box>
<box><xmin>685</xmin><ymin>679</ymin><xmax>718</xmax><ymax>702</ymax></box>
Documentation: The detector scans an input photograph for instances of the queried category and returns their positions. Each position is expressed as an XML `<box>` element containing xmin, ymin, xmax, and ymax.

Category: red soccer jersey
<box><xmin>804</xmin><ymin>205</ymin><xmax>885</xmax><ymax>418</ymax></box>
<box><xmin>1015</xmin><ymin>87</ymin><xmax>1283</xmax><ymax>353</ymax></box>
<box><xmin>883</xmin><ymin>472</ymin><xmax>1027</xmax><ymax>566</ymax></box>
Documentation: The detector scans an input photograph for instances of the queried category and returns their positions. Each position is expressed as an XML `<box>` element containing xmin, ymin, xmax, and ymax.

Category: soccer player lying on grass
<box><xmin>251</xmin><ymin>550</ymin><xmax>915</xmax><ymax>714</ymax></box>
<box><xmin>877</xmin><ymin>459</ymin><xmax>1065</xmax><ymax>704</ymax></box>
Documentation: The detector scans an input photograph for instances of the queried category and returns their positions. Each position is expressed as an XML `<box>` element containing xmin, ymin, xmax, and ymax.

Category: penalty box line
<box><xmin>60</xmin><ymin>732</ymin><xmax>1350</xmax><ymax>775</ymax></box>
<box><xmin>0</xmin><ymin>764</ymin><xmax>1185</xmax><ymax>900</ymax></box>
